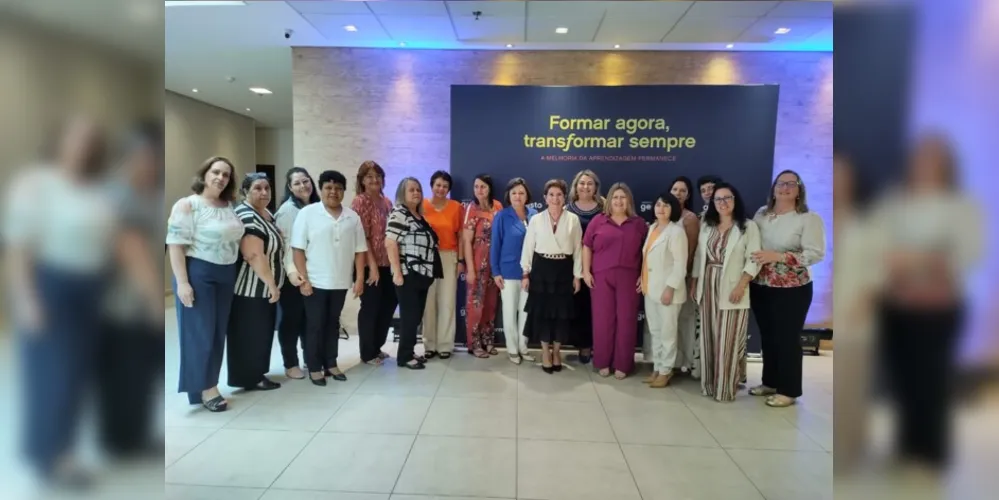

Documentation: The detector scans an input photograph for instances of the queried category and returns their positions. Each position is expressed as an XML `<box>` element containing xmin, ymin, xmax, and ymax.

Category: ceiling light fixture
<box><xmin>506</xmin><ymin>44</ymin><xmax>514</xmax><ymax>48</ymax></box>
<box><xmin>614</xmin><ymin>44</ymin><xmax>620</xmax><ymax>49</ymax></box>
<box><xmin>249</xmin><ymin>87</ymin><xmax>272</xmax><ymax>95</ymax></box>
<box><xmin>192</xmin><ymin>88</ymin><xmax>198</xmax><ymax>92</ymax></box>
<box><xmin>726</xmin><ymin>44</ymin><xmax>734</xmax><ymax>48</ymax></box>
<box><xmin>344</xmin><ymin>25</ymin><xmax>357</xmax><ymax>32</ymax></box>
<box><xmin>555</xmin><ymin>27</ymin><xmax>568</xmax><ymax>34</ymax></box>
<box><xmin>165</xmin><ymin>1</ymin><xmax>246</xmax><ymax>6</ymax></box>
<box><xmin>774</xmin><ymin>27</ymin><xmax>791</xmax><ymax>34</ymax></box>
<box><xmin>399</xmin><ymin>42</ymin><xmax>406</xmax><ymax>47</ymax></box>
<box><xmin>246</xmin><ymin>108</ymin><xmax>251</xmax><ymax>112</ymax></box>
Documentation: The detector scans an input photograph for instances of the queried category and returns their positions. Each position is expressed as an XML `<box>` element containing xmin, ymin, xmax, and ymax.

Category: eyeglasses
<box><xmin>713</xmin><ymin>195</ymin><xmax>734</xmax><ymax>204</ymax></box>
<box><xmin>775</xmin><ymin>181</ymin><xmax>800</xmax><ymax>189</ymax></box>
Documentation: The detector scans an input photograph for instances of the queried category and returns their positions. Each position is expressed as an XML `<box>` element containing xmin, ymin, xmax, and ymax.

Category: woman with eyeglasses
<box><xmin>749</xmin><ymin>170</ymin><xmax>826</xmax><ymax>407</ymax></box>
<box><xmin>227</xmin><ymin>173</ymin><xmax>284</xmax><ymax>392</ymax></box>
<box><xmin>274</xmin><ymin>167</ymin><xmax>319</xmax><ymax>379</ymax></box>
<box><xmin>691</xmin><ymin>183</ymin><xmax>761</xmax><ymax>402</ymax></box>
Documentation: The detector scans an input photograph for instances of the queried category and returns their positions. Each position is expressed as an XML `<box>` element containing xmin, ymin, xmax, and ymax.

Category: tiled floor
<box><xmin>164</xmin><ymin>309</ymin><xmax>834</xmax><ymax>500</ymax></box>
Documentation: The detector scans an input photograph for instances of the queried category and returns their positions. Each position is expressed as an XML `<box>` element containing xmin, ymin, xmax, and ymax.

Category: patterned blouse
<box><xmin>386</xmin><ymin>205</ymin><xmax>443</xmax><ymax>279</ymax></box>
<box><xmin>351</xmin><ymin>192</ymin><xmax>393</xmax><ymax>268</ymax></box>
<box><xmin>752</xmin><ymin>206</ymin><xmax>826</xmax><ymax>288</ymax></box>
<box><xmin>166</xmin><ymin>194</ymin><xmax>245</xmax><ymax>265</ymax></box>
<box><xmin>233</xmin><ymin>202</ymin><xmax>286</xmax><ymax>298</ymax></box>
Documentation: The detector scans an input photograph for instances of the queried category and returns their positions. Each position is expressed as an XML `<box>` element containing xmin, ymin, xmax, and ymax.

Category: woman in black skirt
<box><xmin>227</xmin><ymin>173</ymin><xmax>285</xmax><ymax>391</ymax></box>
<box><xmin>520</xmin><ymin>179</ymin><xmax>583</xmax><ymax>373</ymax></box>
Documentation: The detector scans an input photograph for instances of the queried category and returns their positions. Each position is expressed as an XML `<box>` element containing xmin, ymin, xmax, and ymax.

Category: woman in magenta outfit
<box><xmin>581</xmin><ymin>183</ymin><xmax>648</xmax><ymax>379</ymax></box>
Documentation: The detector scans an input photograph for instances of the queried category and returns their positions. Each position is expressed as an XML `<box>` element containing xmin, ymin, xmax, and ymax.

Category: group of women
<box><xmin>167</xmin><ymin>158</ymin><xmax>825</xmax><ymax>414</ymax></box>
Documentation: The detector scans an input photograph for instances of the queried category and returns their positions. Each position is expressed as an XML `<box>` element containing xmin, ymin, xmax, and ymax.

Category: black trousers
<box><xmin>97</xmin><ymin>318</ymin><xmax>162</xmax><ymax>456</ymax></box>
<box><xmin>358</xmin><ymin>266</ymin><xmax>398</xmax><ymax>362</ymax></box>
<box><xmin>750</xmin><ymin>282</ymin><xmax>813</xmax><ymax>398</ymax></box>
<box><xmin>303</xmin><ymin>288</ymin><xmax>347</xmax><ymax>371</ymax></box>
<box><xmin>227</xmin><ymin>295</ymin><xmax>277</xmax><ymax>387</ymax></box>
<box><xmin>880</xmin><ymin>302</ymin><xmax>962</xmax><ymax>467</ymax></box>
<box><xmin>395</xmin><ymin>275</ymin><xmax>432</xmax><ymax>364</ymax></box>
<box><xmin>278</xmin><ymin>281</ymin><xmax>306</xmax><ymax>368</ymax></box>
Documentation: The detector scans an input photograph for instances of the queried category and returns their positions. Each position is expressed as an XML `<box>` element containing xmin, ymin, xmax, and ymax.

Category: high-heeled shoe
<box><xmin>310</xmin><ymin>372</ymin><xmax>327</xmax><ymax>386</ymax></box>
<box><xmin>552</xmin><ymin>350</ymin><xmax>563</xmax><ymax>372</ymax></box>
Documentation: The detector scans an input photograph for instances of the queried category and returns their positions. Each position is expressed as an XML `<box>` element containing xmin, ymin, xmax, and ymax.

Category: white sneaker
<box><xmin>509</xmin><ymin>354</ymin><xmax>522</xmax><ymax>365</ymax></box>
<box><xmin>520</xmin><ymin>353</ymin><xmax>536</xmax><ymax>362</ymax></box>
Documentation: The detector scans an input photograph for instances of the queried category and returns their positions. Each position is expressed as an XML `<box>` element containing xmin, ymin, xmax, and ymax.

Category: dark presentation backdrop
<box><xmin>449</xmin><ymin>85</ymin><xmax>779</xmax><ymax>353</ymax></box>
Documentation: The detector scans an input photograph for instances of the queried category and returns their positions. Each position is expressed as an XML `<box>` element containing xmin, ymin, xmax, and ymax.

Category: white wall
<box><xmin>165</xmin><ymin>91</ymin><xmax>257</xmax><ymax>289</ymax></box>
<box><xmin>255</xmin><ymin>127</ymin><xmax>294</xmax><ymax>196</ymax></box>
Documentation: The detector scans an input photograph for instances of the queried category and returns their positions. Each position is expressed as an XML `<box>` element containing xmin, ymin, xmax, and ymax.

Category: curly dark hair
<box><xmin>703</xmin><ymin>182</ymin><xmax>748</xmax><ymax>232</ymax></box>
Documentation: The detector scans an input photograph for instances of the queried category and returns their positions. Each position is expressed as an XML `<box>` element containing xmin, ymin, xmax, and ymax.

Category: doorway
<box><xmin>256</xmin><ymin>164</ymin><xmax>277</xmax><ymax>213</ymax></box>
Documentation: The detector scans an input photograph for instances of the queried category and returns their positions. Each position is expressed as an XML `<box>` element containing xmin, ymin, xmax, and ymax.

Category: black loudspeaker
<box><xmin>801</xmin><ymin>328</ymin><xmax>833</xmax><ymax>356</ymax></box>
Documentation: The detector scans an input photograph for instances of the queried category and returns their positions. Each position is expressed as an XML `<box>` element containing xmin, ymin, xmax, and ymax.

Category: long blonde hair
<box><xmin>569</xmin><ymin>169</ymin><xmax>606</xmax><ymax>205</ymax></box>
<box><xmin>602</xmin><ymin>182</ymin><xmax>636</xmax><ymax>218</ymax></box>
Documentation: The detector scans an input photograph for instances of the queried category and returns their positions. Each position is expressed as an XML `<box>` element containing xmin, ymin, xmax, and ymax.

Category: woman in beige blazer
<box><xmin>640</xmin><ymin>192</ymin><xmax>688</xmax><ymax>388</ymax></box>
<box><xmin>691</xmin><ymin>183</ymin><xmax>761</xmax><ymax>402</ymax></box>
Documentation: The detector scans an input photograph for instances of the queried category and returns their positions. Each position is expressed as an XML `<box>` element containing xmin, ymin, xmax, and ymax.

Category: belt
<box><xmin>540</xmin><ymin>253</ymin><xmax>569</xmax><ymax>260</ymax></box>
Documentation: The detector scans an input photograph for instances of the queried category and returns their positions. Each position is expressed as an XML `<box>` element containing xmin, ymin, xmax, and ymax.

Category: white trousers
<box><xmin>422</xmin><ymin>250</ymin><xmax>457</xmax><ymax>352</ymax></box>
<box><xmin>500</xmin><ymin>279</ymin><xmax>530</xmax><ymax>356</ymax></box>
<box><xmin>644</xmin><ymin>295</ymin><xmax>683</xmax><ymax>374</ymax></box>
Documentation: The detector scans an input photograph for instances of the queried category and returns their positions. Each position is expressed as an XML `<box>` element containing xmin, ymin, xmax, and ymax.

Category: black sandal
<box><xmin>424</xmin><ymin>351</ymin><xmax>438</xmax><ymax>359</ymax></box>
<box><xmin>202</xmin><ymin>395</ymin><xmax>228</xmax><ymax>412</ymax></box>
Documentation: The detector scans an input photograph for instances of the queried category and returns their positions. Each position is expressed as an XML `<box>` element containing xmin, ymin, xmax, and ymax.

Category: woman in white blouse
<box><xmin>166</xmin><ymin>156</ymin><xmax>245</xmax><ymax>412</ymax></box>
<box><xmin>521</xmin><ymin>179</ymin><xmax>583</xmax><ymax>373</ymax></box>
<box><xmin>749</xmin><ymin>170</ymin><xmax>826</xmax><ymax>408</ymax></box>
<box><xmin>274</xmin><ymin>167</ymin><xmax>319</xmax><ymax>379</ymax></box>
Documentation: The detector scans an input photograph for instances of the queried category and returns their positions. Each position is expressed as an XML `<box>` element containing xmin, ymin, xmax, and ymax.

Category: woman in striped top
<box><xmin>226</xmin><ymin>173</ymin><xmax>285</xmax><ymax>391</ymax></box>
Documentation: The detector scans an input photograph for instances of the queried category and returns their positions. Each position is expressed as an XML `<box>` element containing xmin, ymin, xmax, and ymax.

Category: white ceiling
<box><xmin>167</xmin><ymin>1</ymin><xmax>832</xmax><ymax>127</ymax></box>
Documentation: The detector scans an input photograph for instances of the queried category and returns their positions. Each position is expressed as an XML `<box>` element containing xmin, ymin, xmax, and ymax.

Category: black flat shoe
<box><xmin>439</xmin><ymin>352</ymin><xmax>452</xmax><ymax>359</ymax></box>
<box><xmin>579</xmin><ymin>354</ymin><xmax>591</xmax><ymax>364</ymax></box>
<box><xmin>553</xmin><ymin>364</ymin><xmax>563</xmax><ymax>372</ymax></box>
<box><xmin>310</xmin><ymin>376</ymin><xmax>327</xmax><ymax>387</ymax></box>
<box><xmin>326</xmin><ymin>370</ymin><xmax>347</xmax><ymax>382</ymax></box>
<box><xmin>399</xmin><ymin>360</ymin><xmax>426</xmax><ymax>370</ymax></box>
<box><xmin>246</xmin><ymin>378</ymin><xmax>281</xmax><ymax>391</ymax></box>
<box><xmin>542</xmin><ymin>365</ymin><xmax>554</xmax><ymax>374</ymax></box>
<box><xmin>202</xmin><ymin>395</ymin><xmax>228</xmax><ymax>412</ymax></box>
<box><xmin>424</xmin><ymin>351</ymin><xmax>438</xmax><ymax>359</ymax></box>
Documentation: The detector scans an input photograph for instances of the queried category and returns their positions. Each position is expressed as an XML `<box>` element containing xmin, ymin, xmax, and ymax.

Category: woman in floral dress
<box><xmin>462</xmin><ymin>174</ymin><xmax>503</xmax><ymax>357</ymax></box>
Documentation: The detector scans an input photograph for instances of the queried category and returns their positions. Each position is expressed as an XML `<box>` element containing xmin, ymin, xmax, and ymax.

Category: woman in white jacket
<box><xmin>640</xmin><ymin>192</ymin><xmax>688</xmax><ymax>388</ymax></box>
<box><xmin>691</xmin><ymin>183</ymin><xmax>761</xmax><ymax>402</ymax></box>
